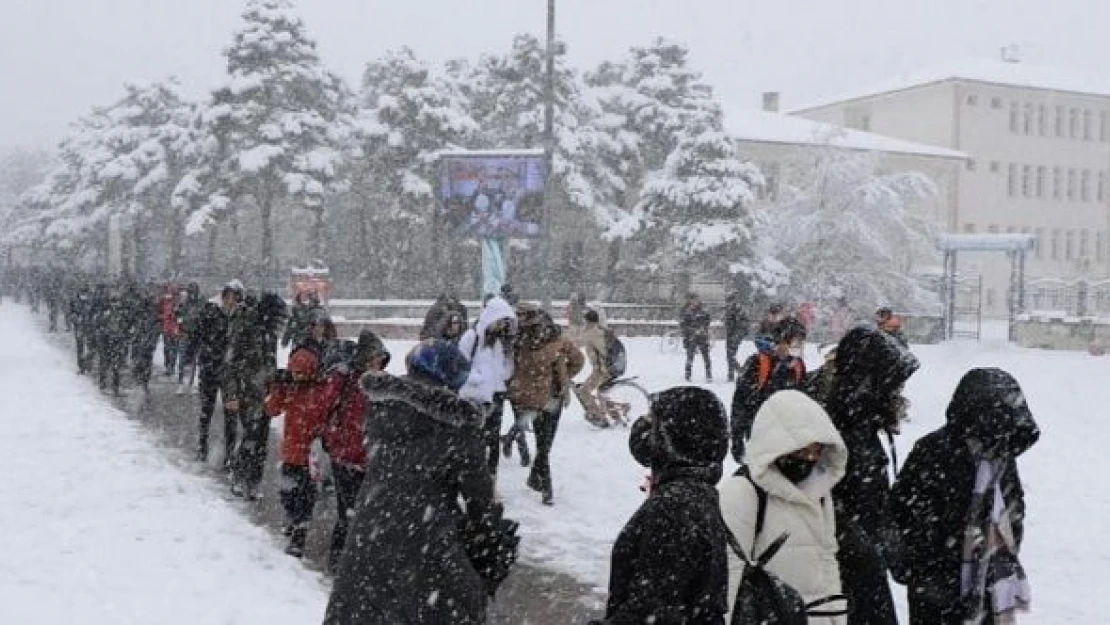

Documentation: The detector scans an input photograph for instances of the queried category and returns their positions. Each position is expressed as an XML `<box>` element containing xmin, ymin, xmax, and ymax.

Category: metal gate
<box><xmin>951</xmin><ymin>275</ymin><xmax>983</xmax><ymax>340</ymax></box>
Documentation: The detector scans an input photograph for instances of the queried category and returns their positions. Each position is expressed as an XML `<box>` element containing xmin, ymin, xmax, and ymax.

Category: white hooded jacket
<box><xmin>458</xmin><ymin>297</ymin><xmax>516</xmax><ymax>404</ymax></box>
<box><xmin>719</xmin><ymin>390</ymin><xmax>849</xmax><ymax>624</ymax></box>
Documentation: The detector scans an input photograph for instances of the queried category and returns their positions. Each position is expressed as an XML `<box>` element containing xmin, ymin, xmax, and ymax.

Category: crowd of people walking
<box><xmin>8</xmin><ymin>268</ymin><xmax>1039</xmax><ymax>624</ymax></box>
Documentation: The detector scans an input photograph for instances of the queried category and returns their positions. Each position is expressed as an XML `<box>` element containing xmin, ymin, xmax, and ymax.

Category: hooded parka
<box><xmin>890</xmin><ymin>368</ymin><xmax>1039</xmax><ymax>625</ymax></box>
<box><xmin>322</xmin><ymin>372</ymin><xmax>495</xmax><ymax>625</ymax></box>
<box><xmin>720</xmin><ymin>390</ymin><xmax>849</xmax><ymax>624</ymax></box>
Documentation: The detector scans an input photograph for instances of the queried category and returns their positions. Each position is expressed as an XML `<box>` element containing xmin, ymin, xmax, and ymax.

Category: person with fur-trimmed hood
<box><xmin>323</xmin><ymin>340</ymin><xmax>518</xmax><ymax>625</ymax></box>
<box><xmin>458</xmin><ymin>295</ymin><xmax>517</xmax><ymax>477</ymax></box>
<box><xmin>720</xmin><ymin>390</ymin><xmax>850</xmax><ymax>624</ymax></box>
<box><xmin>891</xmin><ymin>368</ymin><xmax>1039</xmax><ymax>625</ymax></box>
<box><xmin>592</xmin><ymin>387</ymin><xmax>731</xmax><ymax>625</ymax></box>
<box><xmin>827</xmin><ymin>325</ymin><xmax>919</xmax><ymax>625</ymax></box>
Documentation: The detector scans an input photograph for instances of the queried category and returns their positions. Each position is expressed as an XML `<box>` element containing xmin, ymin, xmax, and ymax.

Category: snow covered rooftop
<box><xmin>724</xmin><ymin>108</ymin><xmax>968</xmax><ymax>160</ymax></box>
<box><xmin>793</xmin><ymin>59</ymin><xmax>1110</xmax><ymax>112</ymax></box>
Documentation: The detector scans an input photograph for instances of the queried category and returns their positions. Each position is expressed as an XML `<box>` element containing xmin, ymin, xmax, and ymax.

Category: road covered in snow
<box><xmin>0</xmin><ymin>306</ymin><xmax>328</xmax><ymax>625</ymax></box>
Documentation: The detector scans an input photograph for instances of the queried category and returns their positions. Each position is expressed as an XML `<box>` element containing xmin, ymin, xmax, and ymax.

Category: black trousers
<box><xmin>482</xmin><ymin>393</ymin><xmax>506</xmax><ymax>477</ymax></box>
<box><xmin>527</xmin><ymin>405</ymin><xmax>563</xmax><ymax>495</ymax></box>
<box><xmin>131</xmin><ymin>336</ymin><xmax>157</xmax><ymax>387</ymax></box>
<box><xmin>47</xmin><ymin>300</ymin><xmax>59</xmax><ymax>331</ymax></box>
<box><xmin>197</xmin><ymin>375</ymin><xmax>236</xmax><ymax>462</ymax></box>
<box><xmin>684</xmin><ymin>339</ymin><xmax>712</xmax><ymax>379</ymax></box>
<box><xmin>331</xmin><ymin>464</ymin><xmax>365</xmax><ymax>562</ymax></box>
<box><xmin>725</xmin><ymin>334</ymin><xmax>744</xmax><ymax>380</ymax></box>
<box><xmin>98</xmin><ymin>346</ymin><xmax>123</xmax><ymax>393</ymax></box>
<box><xmin>163</xmin><ymin>334</ymin><xmax>180</xmax><ymax>375</ymax></box>
<box><xmin>279</xmin><ymin>464</ymin><xmax>317</xmax><ymax>527</ymax></box>
<box><xmin>233</xmin><ymin>405</ymin><xmax>270</xmax><ymax>492</ymax></box>
<box><xmin>75</xmin><ymin>328</ymin><xmax>91</xmax><ymax>374</ymax></box>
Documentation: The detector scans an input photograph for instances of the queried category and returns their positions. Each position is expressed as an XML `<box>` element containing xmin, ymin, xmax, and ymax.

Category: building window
<box><xmin>966</xmin><ymin>160</ymin><xmax>976</xmax><ymax>172</ymax></box>
<box><xmin>1023</xmin><ymin>103</ymin><xmax>1033</xmax><ymax>134</ymax></box>
<box><xmin>1099</xmin><ymin>232</ymin><xmax>1106</xmax><ymax>262</ymax></box>
<box><xmin>1035</xmin><ymin>227</ymin><xmax>1045</xmax><ymax>259</ymax></box>
<box><xmin>1101</xmin><ymin>111</ymin><xmax>1110</xmax><ymax>142</ymax></box>
<box><xmin>1070</xmin><ymin>108</ymin><xmax>1079</xmax><ymax>138</ymax></box>
<box><xmin>1022</xmin><ymin>165</ymin><xmax>1033</xmax><ymax>197</ymax></box>
<box><xmin>1036</xmin><ymin>166</ymin><xmax>1046</xmax><ymax>197</ymax></box>
<box><xmin>859</xmin><ymin>114</ymin><xmax>871</xmax><ymax>131</ymax></box>
<box><xmin>1037</xmin><ymin>105</ymin><xmax>1047</xmax><ymax>135</ymax></box>
<box><xmin>1007</xmin><ymin>164</ymin><xmax>1017</xmax><ymax>196</ymax></box>
<box><xmin>1006</xmin><ymin>226</ymin><xmax>1017</xmax><ymax>234</ymax></box>
<box><xmin>1068</xmin><ymin>169</ymin><xmax>1077</xmax><ymax>200</ymax></box>
<box><xmin>966</xmin><ymin>94</ymin><xmax>978</xmax><ymax>106</ymax></box>
<box><xmin>1084</xmin><ymin>110</ymin><xmax>1093</xmax><ymax>140</ymax></box>
<box><xmin>1010</xmin><ymin>101</ymin><xmax>1020</xmax><ymax>132</ymax></box>
<box><xmin>1051</xmin><ymin>229</ymin><xmax>1061</xmax><ymax>260</ymax></box>
<box><xmin>988</xmin><ymin>224</ymin><xmax>1000</xmax><ymax>234</ymax></box>
<box><xmin>1055</xmin><ymin>105</ymin><xmax>1065</xmax><ymax>136</ymax></box>
<box><xmin>762</xmin><ymin>162</ymin><xmax>781</xmax><ymax>200</ymax></box>
<box><xmin>990</xmin><ymin>161</ymin><xmax>1000</xmax><ymax>173</ymax></box>
<box><xmin>1066</xmin><ymin>230</ymin><xmax>1076</xmax><ymax>260</ymax></box>
<box><xmin>1081</xmin><ymin>230</ymin><xmax>1090</xmax><ymax>258</ymax></box>
<box><xmin>1100</xmin><ymin>171</ymin><xmax>1107</xmax><ymax>202</ymax></box>
<box><xmin>1053</xmin><ymin>167</ymin><xmax>1063</xmax><ymax>199</ymax></box>
<box><xmin>1082</xmin><ymin>170</ymin><xmax>1092</xmax><ymax>201</ymax></box>
<box><xmin>986</xmin><ymin>289</ymin><xmax>996</xmax><ymax>308</ymax></box>
<box><xmin>991</xmin><ymin>97</ymin><xmax>1003</xmax><ymax>109</ymax></box>
<box><xmin>964</xmin><ymin>223</ymin><xmax>977</xmax><ymax>234</ymax></box>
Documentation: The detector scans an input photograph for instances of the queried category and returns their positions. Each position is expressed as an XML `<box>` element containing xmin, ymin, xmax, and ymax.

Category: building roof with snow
<box><xmin>724</xmin><ymin>108</ymin><xmax>968</xmax><ymax>160</ymax></box>
<box><xmin>792</xmin><ymin>59</ymin><xmax>1110</xmax><ymax>113</ymax></box>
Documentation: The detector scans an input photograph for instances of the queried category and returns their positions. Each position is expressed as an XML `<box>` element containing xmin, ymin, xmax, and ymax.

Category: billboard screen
<box><xmin>439</xmin><ymin>151</ymin><xmax>546</xmax><ymax>239</ymax></box>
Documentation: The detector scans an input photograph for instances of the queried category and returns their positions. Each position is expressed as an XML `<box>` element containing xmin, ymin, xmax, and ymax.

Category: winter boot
<box><xmin>519</xmin><ymin>441</ymin><xmax>531</xmax><ymax>468</ymax></box>
<box><xmin>195</xmin><ymin>439</ymin><xmax>208</xmax><ymax>463</ymax></box>
<box><xmin>542</xmin><ymin>490</ymin><xmax>554</xmax><ymax>506</ymax></box>
<box><xmin>285</xmin><ymin>527</ymin><xmax>307</xmax><ymax>558</ymax></box>
<box><xmin>500</xmin><ymin>433</ymin><xmax>514</xmax><ymax>459</ymax></box>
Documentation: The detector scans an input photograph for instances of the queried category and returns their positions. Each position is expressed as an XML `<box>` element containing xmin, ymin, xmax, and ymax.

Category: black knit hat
<box><xmin>356</xmin><ymin>330</ymin><xmax>391</xmax><ymax>368</ymax></box>
<box><xmin>642</xmin><ymin>386</ymin><xmax>729</xmax><ymax>467</ymax></box>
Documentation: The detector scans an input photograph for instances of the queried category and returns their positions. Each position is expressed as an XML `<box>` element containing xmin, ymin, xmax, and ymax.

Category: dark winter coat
<box><xmin>679</xmin><ymin>304</ymin><xmax>712</xmax><ymax>347</ymax></box>
<box><xmin>723</xmin><ymin>298</ymin><xmax>749</xmax><ymax>341</ymax></box>
<box><xmin>222</xmin><ymin>302</ymin><xmax>272</xmax><ymax>407</ymax></box>
<box><xmin>890</xmin><ymin>368</ymin><xmax>1039</xmax><ymax>625</ymax></box>
<box><xmin>729</xmin><ymin>351</ymin><xmax>807</xmax><ymax>462</ymax></box>
<box><xmin>323</xmin><ymin>373</ymin><xmax>495</xmax><ymax>625</ymax></box>
<box><xmin>595</xmin><ymin>468</ymin><xmax>730</xmax><ymax>625</ymax></box>
<box><xmin>595</xmin><ymin>387</ymin><xmax>731</xmax><ymax>625</ymax></box>
<box><xmin>827</xmin><ymin>326</ymin><xmax>919</xmax><ymax>625</ymax></box>
<box><xmin>419</xmin><ymin>296</ymin><xmax>469</xmax><ymax>341</ymax></box>
<box><xmin>194</xmin><ymin>302</ymin><xmax>229</xmax><ymax>383</ymax></box>
<box><xmin>282</xmin><ymin>299</ymin><xmax>322</xmax><ymax>348</ymax></box>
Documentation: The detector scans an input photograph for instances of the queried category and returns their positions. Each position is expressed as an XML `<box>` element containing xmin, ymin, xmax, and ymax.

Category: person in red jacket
<box><xmin>264</xmin><ymin>343</ymin><xmax>327</xmax><ymax>557</ymax></box>
<box><xmin>159</xmin><ymin>286</ymin><xmax>184</xmax><ymax>377</ymax></box>
<box><xmin>316</xmin><ymin>330</ymin><xmax>391</xmax><ymax>571</ymax></box>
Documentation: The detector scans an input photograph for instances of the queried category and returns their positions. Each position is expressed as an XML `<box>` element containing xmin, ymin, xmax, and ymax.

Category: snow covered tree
<box><xmin>189</xmin><ymin>0</ymin><xmax>350</xmax><ymax>270</ymax></box>
<box><xmin>635</xmin><ymin>131</ymin><xmax>763</xmax><ymax>274</ymax></box>
<box><xmin>348</xmin><ymin>47</ymin><xmax>478</xmax><ymax>289</ymax></box>
<box><xmin>764</xmin><ymin>148</ymin><xmax>941</xmax><ymax>312</ymax></box>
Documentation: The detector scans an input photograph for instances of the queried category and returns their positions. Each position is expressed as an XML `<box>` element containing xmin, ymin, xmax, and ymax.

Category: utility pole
<box><xmin>540</xmin><ymin>0</ymin><xmax>556</xmax><ymax>310</ymax></box>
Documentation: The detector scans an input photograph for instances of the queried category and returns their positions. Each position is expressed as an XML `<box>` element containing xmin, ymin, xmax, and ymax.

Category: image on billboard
<box><xmin>439</xmin><ymin>151</ymin><xmax>546</xmax><ymax>239</ymax></box>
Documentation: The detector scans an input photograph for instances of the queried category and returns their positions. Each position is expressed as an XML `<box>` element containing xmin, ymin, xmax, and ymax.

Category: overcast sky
<box><xmin>3</xmin><ymin>0</ymin><xmax>1109</xmax><ymax>150</ymax></box>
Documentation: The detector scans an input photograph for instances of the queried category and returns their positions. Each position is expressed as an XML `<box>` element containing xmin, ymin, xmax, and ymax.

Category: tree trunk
<box><xmin>604</xmin><ymin>238</ymin><xmax>622</xmax><ymax>300</ymax></box>
<box><xmin>206</xmin><ymin>226</ymin><xmax>219</xmax><ymax>274</ymax></box>
<box><xmin>310</xmin><ymin>207</ymin><xmax>324</xmax><ymax>260</ymax></box>
<box><xmin>168</xmin><ymin>216</ymin><xmax>183</xmax><ymax>278</ymax></box>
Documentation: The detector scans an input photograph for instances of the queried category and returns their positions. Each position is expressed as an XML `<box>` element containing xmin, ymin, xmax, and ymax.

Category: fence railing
<box><xmin>1026</xmin><ymin>278</ymin><xmax>1110</xmax><ymax>317</ymax></box>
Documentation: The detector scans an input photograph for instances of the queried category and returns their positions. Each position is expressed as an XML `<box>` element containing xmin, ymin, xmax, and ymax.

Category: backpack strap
<box><xmin>732</xmin><ymin>466</ymin><xmax>769</xmax><ymax>539</ymax></box>
<box><xmin>805</xmin><ymin>594</ymin><xmax>849</xmax><ymax>617</ymax></box>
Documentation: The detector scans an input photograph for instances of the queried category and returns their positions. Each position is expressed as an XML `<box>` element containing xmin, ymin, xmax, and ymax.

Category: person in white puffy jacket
<box><xmin>458</xmin><ymin>295</ymin><xmax>517</xmax><ymax>476</ymax></box>
<box><xmin>719</xmin><ymin>389</ymin><xmax>850</xmax><ymax>624</ymax></box>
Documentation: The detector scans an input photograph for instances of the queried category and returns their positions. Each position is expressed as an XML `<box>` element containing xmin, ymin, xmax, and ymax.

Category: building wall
<box><xmin>798</xmin><ymin>79</ymin><xmax>1110</xmax><ymax>316</ymax></box>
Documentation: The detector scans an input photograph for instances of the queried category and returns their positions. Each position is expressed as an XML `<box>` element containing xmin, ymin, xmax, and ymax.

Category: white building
<box><xmin>791</xmin><ymin>58</ymin><xmax>1110</xmax><ymax>316</ymax></box>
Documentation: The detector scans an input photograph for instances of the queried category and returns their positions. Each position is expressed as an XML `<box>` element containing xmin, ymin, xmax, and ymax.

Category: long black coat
<box><xmin>323</xmin><ymin>373</ymin><xmax>495</xmax><ymax>625</ymax></box>
<box><xmin>827</xmin><ymin>326</ymin><xmax>919</xmax><ymax>625</ymax></box>
<box><xmin>595</xmin><ymin>465</ymin><xmax>729</xmax><ymax>625</ymax></box>
<box><xmin>679</xmin><ymin>304</ymin><xmax>712</xmax><ymax>347</ymax></box>
<box><xmin>890</xmin><ymin>368</ymin><xmax>1039</xmax><ymax>625</ymax></box>
<box><xmin>730</xmin><ymin>352</ymin><xmax>806</xmax><ymax>462</ymax></box>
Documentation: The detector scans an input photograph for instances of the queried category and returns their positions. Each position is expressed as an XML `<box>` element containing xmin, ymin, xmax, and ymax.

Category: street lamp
<box><xmin>540</xmin><ymin>0</ymin><xmax>556</xmax><ymax>310</ymax></box>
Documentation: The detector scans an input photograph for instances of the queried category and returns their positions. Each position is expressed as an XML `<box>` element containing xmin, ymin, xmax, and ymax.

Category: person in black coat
<box><xmin>193</xmin><ymin>300</ymin><xmax>230</xmax><ymax>463</ymax></box>
<box><xmin>323</xmin><ymin>340</ymin><xmax>517</xmax><ymax>625</ymax></box>
<box><xmin>723</xmin><ymin>289</ymin><xmax>749</xmax><ymax>382</ymax></box>
<box><xmin>419</xmin><ymin>290</ymin><xmax>469</xmax><ymax>341</ymax></box>
<box><xmin>592</xmin><ymin>386</ymin><xmax>731</xmax><ymax>625</ymax></box>
<box><xmin>730</xmin><ymin>317</ymin><xmax>808</xmax><ymax>462</ymax></box>
<box><xmin>679</xmin><ymin>293</ymin><xmax>713</xmax><ymax>382</ymax></box>
<box><xmin>827</xmin><ymin>325</ymin><xmax>920</xmax><ymax>625</ymax></box>
<box><xmin>890</xmin><ymin>368</ymin><xmax>1039</xmax><ymax>625</ymax></box>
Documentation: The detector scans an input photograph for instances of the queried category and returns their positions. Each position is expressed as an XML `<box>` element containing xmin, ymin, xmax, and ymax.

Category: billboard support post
<box><xmin>539</xmin><ymin>0</ymin><xmax>557</xmax><ymax>311</ymax></box>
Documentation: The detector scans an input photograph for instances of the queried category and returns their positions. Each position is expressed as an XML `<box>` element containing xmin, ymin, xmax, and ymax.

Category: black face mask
<box><xmin>775</xmin><ymin>456</ymin><xmax>817</xmax><ymax>484</ymax></box>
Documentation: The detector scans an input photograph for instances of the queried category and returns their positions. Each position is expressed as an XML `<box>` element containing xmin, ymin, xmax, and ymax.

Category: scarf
<box><xmin>959</xmin><ymin>458</ymin><xmax>1032</xmax><ymax>624</ymax></box>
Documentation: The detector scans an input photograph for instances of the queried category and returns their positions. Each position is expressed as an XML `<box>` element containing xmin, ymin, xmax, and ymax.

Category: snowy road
<box><xmin>0</xmin><ymin>306</ymin><xmax>328</xmax><ymax>624</ymax></box>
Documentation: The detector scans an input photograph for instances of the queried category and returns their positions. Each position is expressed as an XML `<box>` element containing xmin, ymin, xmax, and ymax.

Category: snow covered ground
<box><xmin>0</xmin><ymin>306</ymin><xmax>328</xmax><ymax>624</ymax></box>
<box><xmin>470</xmin><ymin>326</ymin><xmax>1108</xmax><ymax>623</ymax></box>
<box><xmin>6</xmin><ymin>302</ymin><xmax>1107</xmax><ymax>623</ymax></box>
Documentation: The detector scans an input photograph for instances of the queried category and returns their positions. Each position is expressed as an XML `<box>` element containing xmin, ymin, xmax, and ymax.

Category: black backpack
<box><xmin>726</xmin><ymin>470</ymin><xmax>848</xmax><ymax>625</ymax></box>
<box><xmin>604</xmin><ymin>329</ymin><xmax>627</xmax><ymax>379</ymax></box>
